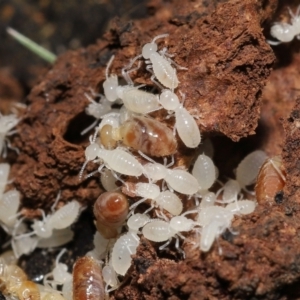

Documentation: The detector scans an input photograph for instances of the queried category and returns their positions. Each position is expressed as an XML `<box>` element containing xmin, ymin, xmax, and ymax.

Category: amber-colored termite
<box><xmin>93</xmin><ymin>191</ymin><xmax>129</xmax><ymax>239</ymax></box>
<box><xmin>107</xmin><ymin>116</ymin><xmax>177</xmax><ymax>156</ymax></box>
<box><xmin>255</xmin><ymin>156</ymin><xmax>286</xmax><ymax>203</ymax></box>
<box><xmin>73</xmin><ymin>256</ymin><xmax>104</xmax><ymax>300</ymax></box>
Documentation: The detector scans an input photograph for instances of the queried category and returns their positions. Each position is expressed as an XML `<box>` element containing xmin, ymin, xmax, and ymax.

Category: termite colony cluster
<box><xmin>0</xmin><ymin>22</ymin><xmax>290</xmax><ymax>299</ymax></box>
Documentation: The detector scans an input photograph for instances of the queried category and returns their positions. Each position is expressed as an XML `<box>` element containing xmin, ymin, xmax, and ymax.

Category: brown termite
<box><xmin>93</xmin><ymin>191</ymin><xmax>129</xmax><ymax>239</ymax></box>
<box><xmin>255</xmin><ymin>156</ymin><xmax>286</xmax><ymax>203</ymax></box>
<box><xmin>99</xmin><ymin>116</ymin><xmax>177</xmax><ymax>156</ymax></box>
<box><xmin>73</xmin><ymin>256</ymin><xmax>105</xmax><ymax>300</ymax></box>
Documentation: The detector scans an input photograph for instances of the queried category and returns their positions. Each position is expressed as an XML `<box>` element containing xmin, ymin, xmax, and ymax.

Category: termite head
<box><xmin>142</xmin><ymin>43</ymin><xmax>157</xmax><ymax>59</ymax></box>
<box><xmin>85</xmin><ymin>143</ymin><xmax>100</xmax><ymax>161</ymax></box>
<box><xmin>99</xmin><ymin>125</ymin><xmax>117</xmax><ymax>150</ymax></box>
<box><xmin>103</xmin><ymin>75</ymin><xmax>118</xmax><ymax>102</ymax></box>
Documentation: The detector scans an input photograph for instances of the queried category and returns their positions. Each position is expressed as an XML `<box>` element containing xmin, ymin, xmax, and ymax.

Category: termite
<box><xmin>93</xmin><ymin>191</ymin><xmax>129</xmax><ymax>239</ymax></box>
<box><xmin>129</xmin><ymin>183</ymin><xmax>183</xmax><ymax>216</ymax></box>
<box><xmin>80</xmin><ymin>138</ymin><xmax>144</xmax><ymax>179</ymax></box>
<box><xmin>159</xmin><ymin>90</ymin><xmax>201</xmax><ymax>148</ymax></box>
<box><xmin>142</xmin><ymin>211</ymin><xmax>198</xmax><ymax>257</ymax></box>
<box><xmin>142</xmin><ymin>34</ymin><xmax>185</xmax><ymax>89</ymax></box>
<box><xmin>268</xmin><ymin>5</ymin><xmax>300</xmax><ymax>45</ymax></box>
<box><xmin>255</xmin><ymin>156</ymin><xmax>286</xmax><ymax>203</ymax></box>
<box><xmin>103</xmin><ymin>55</ymin><xmax>161</xmax><ymax>114</ymax></box>
<box><xmin>141</xmin><ymin>153</ymin><xmax>199</xmax><ymax>196</ymax></box>
<box><xmin>73</xmin><ymin>256</ymin><xmax>105</xmax><ymax>300</ymax></box>
<box><xmin>100</xmin><ymin>116</ymin><xmax>177</xmax><ymax>156</ymax></box>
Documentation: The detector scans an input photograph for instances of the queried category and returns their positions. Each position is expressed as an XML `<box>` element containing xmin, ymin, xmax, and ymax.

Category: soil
<box><xmin>2</xmin><ymin>0</ymin><xmax>300</xmax><ymax>299</ymax></box>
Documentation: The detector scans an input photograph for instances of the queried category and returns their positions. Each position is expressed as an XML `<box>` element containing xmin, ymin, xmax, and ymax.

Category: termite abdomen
<box><xmin>116</xmin><ymin>116</ymin><xmax>177</xmax><ymax>157</ymax></box>
<box><xmin>73</xmin><ymin>256</ymin><xmax>104</xmax><ymax>300</ymax></box>
<box><xmin>255</xmin><ymin>156</ymin><xmax>286</xmax><ymax>203</ymax></box>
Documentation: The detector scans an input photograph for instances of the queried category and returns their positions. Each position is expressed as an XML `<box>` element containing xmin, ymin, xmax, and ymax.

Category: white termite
<box><xmin>44</xmin><ymin>249</ymin><xmax>72</xmax><ymax>290</ymax></box>
<box><xmin>11</xmin><ymin>226</ymin><xmax>73</xmax><ymax>258</ymax></box>
<box><xmin>198</xmin><ymin>206</ymin><xmax>234</xmax><ymax>253</ymax></box>
<box><xmin>31</xmin><ymin>200</ymin><xmax>81</xmax><ymax>238</ymax></box>
<box><xmin>0</xmin><ymin>163</ymin><xmax>10</xmax><ymax>197</ymax></box>
<box><xmin>142</xmin><ymin>211</ymin><xmax>198</xmax><ymax>256</ymax></box>
<box><xmin>197</xmin><ymin>205</ymin><xmax>234</xmax><ymax>227</ymax></box>
<box><xmin>236</xmin><ymin>150</ymin><xmax>267</xmax><ymax>189</ymax></box>
<box><xmin>111</xmin><ymin>231</ymin><xmax>140</xmax><ymax>276</ymax></box>
<box><xmin>0</xmin><ymin>190</ymin><xmax>20</xmax><ymax>227</ymax></box>
<box><xmin>96</xmin><ymin>148</ymin><xmax>144</xmax><ymax>177</ymax></box>
<box><xmin>80</xmin><ymin>137</ymin><xmax>144</xmax><ymax>179</ymax></box>
<box><xmin>117</xmin><ymin>86</ymin><xmax>160</xmax><ymax>114</ymax></box>
<box><xmin>200</xmin><ymin>219</ymin><xmax>227</xmax><ymax>252</ymax></box>
<box><xmin>103</xmin><ymin>55</ymin><xmax>119</xmax><ymax>102</ymax></box>
<box><xmin>102</xmin><ymin>265</ymin><xmax>119</xmax><ymax>293</ymax></box>
<box><xmin>0</xmin><ymin>113</ymin><xmax>20</xmax><ymax>157</ymax></box>
<box><xmin>127</xmin><ymin>213</ymin><xmax>150</xmax><ymax>232</ymax></box>
<box><xmin>159</xmin><ymin>90</ymin><xmax>201</xmax><ymax>148</ymax></box>
<box><xmin>268</xmin><ymin>5</ymin><xmax>300</xmax><ymax>45</ymax></box>
<box><xmin>215</xmin><ymin>179</ymin><xmax>241</xmax><ymax>204</ymax></box>
<box><xmin>141</xmin><ymin>153</ymin><xmax>199</xmax><ymax>195</ymax></box>
<box><xmin>153</xmin><ymin>190</ymin><xmax>183</xmax><ymax>216</ymax></box>
<box><xmin>192</xmin><ymin>153</ymin><xmax>216</xmax><ymax>191</ymax></box>
<box><xmin>226</xmin><ymin>199</ymin><xmax>256</xmax><ymax>215</ymax></box>
<box><xmin>129</xmin><ymin>183</ymin><xmax>183</xmax><ymax>216</ymax></box>
<box><xmin>14</xmin><ymin>199</ymin><xmax>80</xmax><ymax>245</ymax></box>
<box><xmin>142</xmin><ymin>34</ymin><xmax>184</xmax><ymax>89</ymax></box>
<box><xmin>103</xmin><ymin>55</ymin><xmax>160</xmax><ymax>114</ymax></box>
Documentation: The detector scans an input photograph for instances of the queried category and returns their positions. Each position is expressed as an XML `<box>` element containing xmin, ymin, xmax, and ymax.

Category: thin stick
<box><xmin>7</xmin><ymin>27</ymin><xmax>57</xmax><ymax>63</ymax></box>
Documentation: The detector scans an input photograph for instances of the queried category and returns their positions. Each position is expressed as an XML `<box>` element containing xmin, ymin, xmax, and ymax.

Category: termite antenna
<box><xmin>79</xmin><ymin>160</ymin><xmax>89</xmax><ymax>180</ymax></box>
<box><xmin>85</xmin><ymin>168</ymin><xmax>101</xmax><ymax>179</ymax></box>
<box><xmin>55</xmin><ymin>248</ymin><xmax>67</xmax><ymax>265</ymax></box>
<box><xmin>51</xmin><ymin>190</ymin><xmax>62</xmax><ymax>212</ymax></box>
<box><xmin>122</xmin><ymin>55</ymin><xmax>142</xmax><ymax>85</ymax></box>
<box><xmin>106</xmin><ymin>55</ymin><xmax>115</xmax><ymax>79</ymax></box>
<box><xmin>152</xmin><ymin>33</ymin><xmax>169</xmax><ymax>43</ymax></box>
